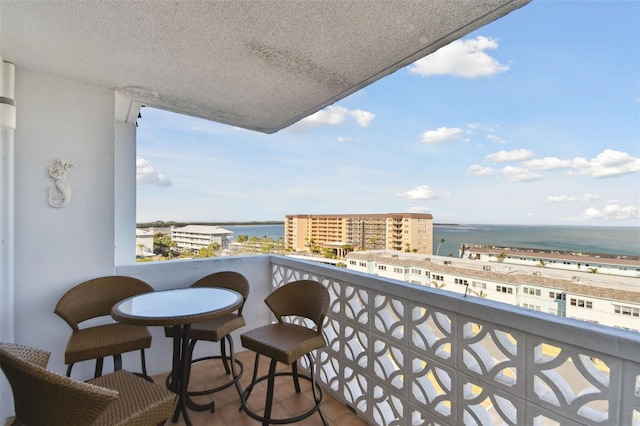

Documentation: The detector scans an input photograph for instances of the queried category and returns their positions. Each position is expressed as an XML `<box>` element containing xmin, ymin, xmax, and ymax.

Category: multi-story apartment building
<box><xmin>347</xmin><ymin>250</ymin><xmax>640</xmax><ymax>331</ymax></box>
<box><xmin>170</xmin><ymin>225</ymin><xmax>233</xmax><ymax>252</ymax></box>
<box><xmin>285</xmin><ymin>213</ymin><xmax>433</xmax><ymax>255</ymax></box>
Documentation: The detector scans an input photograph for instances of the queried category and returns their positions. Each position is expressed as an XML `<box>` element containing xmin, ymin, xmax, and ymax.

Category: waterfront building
<box><xmin>170</xmin><ymin>225</ymin><xmax>233</xmax><ymax>252</ymax></box>
<box><xmin>135</xmin><ymin>228</ymin><xmax>155</xmax><ymax>257</ymax></box>
<box><xmin>285</xmin><ymin>213</ymin><xmax>433</xmax><ymax>255</ymax></box>
<box><xmin>462</xmin><ymin>244</ymin><xmax>640</xmax><ymax>278</ymax></box>
<box><xmin>347</xmin><ymin>250</ymin><xmax>640</xmax><ymax>331</ymax></box>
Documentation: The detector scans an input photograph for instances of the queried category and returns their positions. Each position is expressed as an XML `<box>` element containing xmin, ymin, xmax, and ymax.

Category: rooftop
<box><xmin>348</xmin><ymin>250</ymin><xmax>640</xmax><ymax>303</ymax></box>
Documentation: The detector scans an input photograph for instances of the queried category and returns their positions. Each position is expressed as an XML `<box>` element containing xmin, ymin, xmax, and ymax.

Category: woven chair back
<box><xmin>0</xmin><ymin>343</ymin><xmax>118</xmax><ymax>426</ymax></box>
<box><xmin>265</xmin><ymin>280</ymin><xmax>329</xmax><ymax>332</ymax></box>
<box><xmin>54</xmin><ymin>276</ymin><xmax>153</xmax><ymax>331</ymax></box>
<box><xmin>190</xmin><ymin>271</ymin><xmax>250</xmax><ymax>314</ymax></box>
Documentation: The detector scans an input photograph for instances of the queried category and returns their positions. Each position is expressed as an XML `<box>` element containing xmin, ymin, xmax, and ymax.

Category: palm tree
<box><xmin>436</xmin><ymin>238</ymin><xmax>445</xmax><ymax>256</ymax></box>
<box><xmin>431</xmin><ymin>281</ymin><xmax>446</xmax><ymax>289</ymax></box>
<box><xmin>470</xmin><ymin>289</ymin><xmax>488</xmax><ymax>298</ymax></box>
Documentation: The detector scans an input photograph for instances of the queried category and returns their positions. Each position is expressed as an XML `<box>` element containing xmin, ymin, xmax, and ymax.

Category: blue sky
<box><xmin>137</xmin><ymin>1</ymin><xmax>639</xmax><ymax>226</ymax></box>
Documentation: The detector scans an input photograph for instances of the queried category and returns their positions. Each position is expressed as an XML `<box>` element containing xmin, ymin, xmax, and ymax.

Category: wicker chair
<box><xmin>54</xmin><ymin>276</ymin><xmax>154</xmax><ymax>378</ymax></box>
<box><xmin>0</xmin><ymin>343</ymin><xmax>176</xmax><ymax>426</ymax></box>
<box><xmin>164</xmin><ymin>271</ymin><xmax>250</xmax><ymax>400</ymax></box>
<box><xmin>240</xmin><ymin>280</ymin><xmax>330</xmax><ymax>426</ymax></box>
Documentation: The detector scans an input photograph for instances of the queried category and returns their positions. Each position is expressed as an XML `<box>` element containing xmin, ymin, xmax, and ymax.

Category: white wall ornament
<box><xmin>47</xmin><ymin>159</ymin><xmax>75</xmax><ymax>208</ymax></box>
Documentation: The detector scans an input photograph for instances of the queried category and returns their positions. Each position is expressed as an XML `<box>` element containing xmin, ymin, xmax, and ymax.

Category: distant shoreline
<box><xmin>139</xmin><ymin>221</ymin><xmax>462</xmax><ymax>227</ymax></box>
<box><xmin>137</xmin><ymin>220</ymin><xmax>285</xmax><ymax>228</ymax></box>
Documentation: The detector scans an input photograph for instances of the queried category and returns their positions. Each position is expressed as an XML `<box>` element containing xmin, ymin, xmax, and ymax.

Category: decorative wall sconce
<box><xmin>48</xmin><ymin>159</ymin><xmax>75</xmax><ymax>208</ymax></box>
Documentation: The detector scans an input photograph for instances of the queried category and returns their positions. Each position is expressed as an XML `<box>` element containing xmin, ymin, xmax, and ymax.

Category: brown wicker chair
<box><xmin>54</xmin><ymin>276</ymin><xmax>154</xmax><ymax>378</ymax></box>
<box><xmin>0</xmin><ymin>342</ymin><xmax>176</xmax><ymax>426</ymax></box>
<box><xmin>164</xmin><ymin>271</ymin><xmax>249</xmax><ymax>401</ymax></box>
<box><xmin>240</xmin><ymin>280</ymin><xmax>330</xmax><ymax>426</ymax></box>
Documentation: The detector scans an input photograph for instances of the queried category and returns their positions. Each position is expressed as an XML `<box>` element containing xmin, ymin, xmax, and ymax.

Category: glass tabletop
<box><xmin>112</xmin><ymin>287</ymin><xmax>243</xmax><ymax>326</ymax></box>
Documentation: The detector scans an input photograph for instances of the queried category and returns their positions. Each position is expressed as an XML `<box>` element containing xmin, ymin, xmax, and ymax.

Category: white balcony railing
<box><xmin>119</xmin><ymin>255</ymin><xmax>640</xmax><ymax>426</ymax></box>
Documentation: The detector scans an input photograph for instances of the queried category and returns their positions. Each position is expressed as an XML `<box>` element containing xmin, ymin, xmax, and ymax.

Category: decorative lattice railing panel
<box><xmin>270</xmin><ymin>258</ymin><xmax>640</xmax><ymax>426</ymax></box>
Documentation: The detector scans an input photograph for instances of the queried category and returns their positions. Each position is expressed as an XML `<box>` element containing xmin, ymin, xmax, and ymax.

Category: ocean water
<box><xmin>223</xmin><ymin>224</ymin><xmax>639</xmax><ymax>257</ymax></box>
<box><xmin>432</xmin><ymin>225</ymin><xmax>639</xmax><ymax>257</ymax></box>
<box><xmin>224</xmin><ymin>224</ymin><xmax>286</xmax><ymax>241</ymax></box>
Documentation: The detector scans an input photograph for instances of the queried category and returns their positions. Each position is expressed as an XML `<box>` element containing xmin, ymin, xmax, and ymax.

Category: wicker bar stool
<box><xmin>164</xmin><ymin>271</ymin><xmax>249</xmax><ymax>401</ymax></box>
<box><xmin>54</xmin><ymin>276</ymin><xmax>154</xmax><ymax>378</ymax></box>
<box><xmin>240</xmin><ymin>280</ymin><xmax>329</xmax><ymax>426</ymax></box>
<box><xmin>0</xmin><ymin>343</ymin><xmax>176</xmax><ymax>426</ymax></box>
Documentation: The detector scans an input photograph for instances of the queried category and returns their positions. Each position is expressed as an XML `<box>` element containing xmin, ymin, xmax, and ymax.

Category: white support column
<box><xmin>0</xmin><ymin>59</ymin><xmax>17</xmax><ymax>423</ymax></box>
<box><xmin>114</xmin><ymin>92</ymin><xmax>142</xmax><ymax>266</ymax></box>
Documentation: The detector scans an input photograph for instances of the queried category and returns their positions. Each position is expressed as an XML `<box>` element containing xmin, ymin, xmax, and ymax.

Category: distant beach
<box><xmin>223</xmin><ymin>223</ymin><xmax>640</xmax><ymax>257</ymax></box>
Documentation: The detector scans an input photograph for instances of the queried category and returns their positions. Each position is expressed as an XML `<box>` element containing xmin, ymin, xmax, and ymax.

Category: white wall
<box><xmin>13</xmin><ymin>69</ymin><xmax>117</xmax><ymax>378</ymax></box>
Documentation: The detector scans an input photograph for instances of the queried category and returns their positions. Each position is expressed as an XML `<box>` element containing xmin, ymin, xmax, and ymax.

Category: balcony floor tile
<box><xmin>153</xmin><ymin>349</ymin><xmax>367</xmax><ymax>426</ymax></box>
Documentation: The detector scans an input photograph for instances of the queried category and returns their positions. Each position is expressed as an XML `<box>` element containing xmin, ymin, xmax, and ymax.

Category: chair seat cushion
<box><xmin>89</xmin><ymin>370</ymin><xmax>176</xmax><ymax>426</ymax></box>
<box><xmin>190</xmin><ymin>313</ymin><xmax>246</xmax><ymax>342</ymax></box>
<box><xmin>65</xmin><ymin>323</ymin><xmax>151</xmax><ymax>364</ymax></box>
<box><xmin>241</xmin><ymin>323</ymin><xmax>326</xmax><ymax>365</ymax></box>
<box><xmin>165</xmin><ymin>313</ymin><xmax>245</xmax><ymax>342</ymax></box>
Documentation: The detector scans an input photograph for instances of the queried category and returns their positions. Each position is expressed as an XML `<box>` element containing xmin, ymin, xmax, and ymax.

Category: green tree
<box><xmin>436</xmin><ymin>238</ymin><xmax>445</xmax><ymax>256</ymax></box>
<box><xmin>196</xmin><ymin>242</ymin><xmax>220</xmax><ymax>258</ymax></box>
<box><xmin>236</xmin><ymin>235</ymin><xmax>249</xmax><ymax>243</ymax></box>
<box><xmin>153</xmin><ymin>232</ymin><xmax>176</xmax><ymax>255</ymax></box>
<box><xmin>178</xmin><ymin>249</ymin><xmax>193</xmax><ymax>259</ymax></box>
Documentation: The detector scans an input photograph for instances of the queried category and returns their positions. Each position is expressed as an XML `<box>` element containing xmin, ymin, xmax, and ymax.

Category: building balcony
<box><xmin>113</xmin><ymin>255</ymin><xmax>640</xmax><ymax>426</ymax></box>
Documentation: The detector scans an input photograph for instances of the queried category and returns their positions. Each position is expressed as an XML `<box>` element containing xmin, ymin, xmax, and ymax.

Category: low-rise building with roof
<box><xmin>347</xmin><ymin>250</ymin><xmax>640</xmax><ymax>331</ymax></box>
<box><xmin>170</xmin><ymin>225</ymin><xmax>233</xmax><ymax>252</ymax></box>
<box><xmin>462</xmin><ymin>245</ymin><xmax>640</xmax><ymax>278</ymax></box>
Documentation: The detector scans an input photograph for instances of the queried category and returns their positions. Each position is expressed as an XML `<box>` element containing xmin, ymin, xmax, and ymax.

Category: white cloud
<box><xmin>408</xmin><ymin>36</ymin><xmax>510</xmax><ymax>79</ymax></box>
<box><xmin>583</xmin><ymin>192</ymin><xmax>601</xmax><ymax>201</ymax></box>
<box><xmin>547</xmin><ymin>193</ymin><xmax>601</xmax><ymax>203</ymax></box>
<box><xmin>486</xmin><ymin>134</ymin><xmax>506</xmax><ymax>144</ymax></box>
<box><xmin>547</xmin><ymin>195</ymin><xmax>580</xmax><ymax>203</ymax></box>
<box><xmin>581</xmin><ymin>204</ymin><xmax>640</xmax><ymax>220</ymax></box>
<box><xmin>467</xmin><ymin>164</ymin><xmax>498</xmax><ymax>176</ymax></box>
<box><xmin>486</xmin><ymin>149</ymin><xmax>534</xmax><ymax>162</ymax></box>
<box><xmin>137</xmin><ymin>157</ymin><xmax>173</xmax><ymax>187</ymax></box>
<box><xmin>523</xmin><ymin>156</ymin><xmax>572</xmax><ymax>171</ymax></box>
<box><xmin>570</xmin><ymin>149</ymin><xmax>640</xmax><ymax>178</ymax></box>
<box><xmin>398</xmin><ymin>185</ymin><xmax>450</xmax><ymax>201</ymax></box>
<box><xmin>421</xmin><ymin>127</ymin><xmax>464</xmax><ymax>144</ymax></box>
<box><xmin>291</xmin><ymin>105</ymin><xmax>375</xmax><ymax>131</ymax></box>
<box><xmin>349</xmin><ymin>109</ymin><xmax>376</xmax><ymax>127</ymax></box>
<box><xmin>502</xmin><ymin>166</ymin><xmax>542</xmax><ymax>182</ymax></box>
<box><xmin>337</xmin><ymin>136</ymin><xmax>358</xmax><ymax>143</ymax></box>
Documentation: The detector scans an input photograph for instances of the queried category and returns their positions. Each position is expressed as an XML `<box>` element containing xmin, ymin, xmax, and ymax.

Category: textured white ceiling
<box><xmin>1</xmin><ymin>1</ymin><xmax>529</xmax><ymax>134</ymax></box>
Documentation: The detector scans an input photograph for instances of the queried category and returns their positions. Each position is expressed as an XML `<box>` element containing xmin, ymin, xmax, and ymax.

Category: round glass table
<box><xmin>112</xmin><ymin>287</ymin><xmax>243</xmax><ymax>426</ymax></box>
